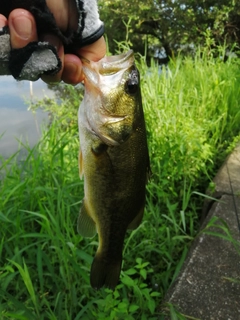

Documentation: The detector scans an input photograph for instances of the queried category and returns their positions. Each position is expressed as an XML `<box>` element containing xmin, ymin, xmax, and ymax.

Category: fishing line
<box><xmin>226</xmin><ymin>162</ymin><xmax>240</xmax><ymax>235</ymax></box>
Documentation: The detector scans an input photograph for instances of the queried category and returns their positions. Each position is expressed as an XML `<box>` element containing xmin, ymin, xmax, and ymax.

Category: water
<box><xmin>0</xmin><ymin>76</ymin><xmax>55</xmax><ymax>158</ymax></box>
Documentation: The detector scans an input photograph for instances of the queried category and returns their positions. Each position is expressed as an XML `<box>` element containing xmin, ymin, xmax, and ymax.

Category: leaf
<box><xmin>121</xmin><ymin>275</ymin><xmax>135</xmax><ymax>287</ymax></box>
<box><xmin>150</xmin><ymin>292</ymin><xmax>161</xmax><ymax>297</ymax></box>
<box><xmin>117</xmin><ymin>301</ymin><xmax>128</xmax><ymax>311</ymax></box>
<box><xmin>4</xmin><ymin>312</ymin><xmax>29</xmax><ymax>320</ymax></box>
<box><xmin>129</xmin><ymin>304</ymin><xmax>139</xmax><ymax>313</ymax></box>
<box><xmin>124</xmin><ymin>268</ymin><xmax>137</xmax><ymax>275</ymax></box>
<box><xmin>148</xmin><ymin>298</ymin><xmax>156</xmax><ymax>314</ymax></box>
<box><xmin>9</xmin><ymin>259</ymin><xmax>38</xmax><ymax>313</ymax></box>
<box><xmin>75</xmin><ymin>249</ymin><xmax>93</xmax><ymax>264</ymax></box>
<box><xmin>140</xmin><ymin>268</ymin><xmax>147</xmax><ymax>280</ymax></box>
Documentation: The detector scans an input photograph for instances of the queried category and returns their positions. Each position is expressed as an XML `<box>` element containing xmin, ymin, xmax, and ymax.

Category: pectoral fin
<box><xmin>88</xmin><ymin>111</ymin><xmax>132</xmax><ymax>146</ymax></box>
<box><xmin>77</xmin><ymin>201</ymin><xmax>97</xmax><ymax>238</ymax></box>
<box><xmin>127</xmin><ymin>205</ymin><xmax>144</xmax><ymax>230</ymax></box>
<box><xmin>98</xmin><ymin>116</ymin><xmax>133</xmax><ymax>146</ymax></box>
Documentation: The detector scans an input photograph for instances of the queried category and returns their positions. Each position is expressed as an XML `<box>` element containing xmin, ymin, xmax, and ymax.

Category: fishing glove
<box><xmin>0</xmin><ymin>0</ymin><xmax>104</xmax><ymax>80</ymax></box>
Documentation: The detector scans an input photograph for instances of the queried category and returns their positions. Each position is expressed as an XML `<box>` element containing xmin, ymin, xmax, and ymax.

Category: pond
<box><xmin>0</xmin><ymin>76</ymin><xmax>55</xmax><ymax>158</ymax></box>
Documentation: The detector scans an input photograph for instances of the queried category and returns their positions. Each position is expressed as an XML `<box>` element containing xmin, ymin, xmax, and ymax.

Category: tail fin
<box><xmin>90</xmin><ymin>253</ymin><xmax>122</xmax><ymax>290</ymax></box>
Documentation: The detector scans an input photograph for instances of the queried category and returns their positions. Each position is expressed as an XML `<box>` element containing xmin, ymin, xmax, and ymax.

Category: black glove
<box><xmin>0</xmin><ymin>0</ymin><xmax>104</xmax><ymax>80</ymax></box>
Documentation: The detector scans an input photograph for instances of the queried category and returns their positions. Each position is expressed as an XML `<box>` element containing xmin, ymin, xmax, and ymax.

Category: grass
<box><xmin>1</xmin><ymin>49</ymin><xmax>240</xmax><ymax>319</ymax></box>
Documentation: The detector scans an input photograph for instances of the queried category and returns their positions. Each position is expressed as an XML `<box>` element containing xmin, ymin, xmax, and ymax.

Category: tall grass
<box><xmin>1</xmin><ymin>50</ymin><xmax>240</xmax><ymax>319</ymax></box>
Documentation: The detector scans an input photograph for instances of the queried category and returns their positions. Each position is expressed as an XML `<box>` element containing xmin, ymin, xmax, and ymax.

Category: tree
<box><xmin>99</xmin><ymin>0</ymin><xmax>240</xmax><ymax>60</ymax></box>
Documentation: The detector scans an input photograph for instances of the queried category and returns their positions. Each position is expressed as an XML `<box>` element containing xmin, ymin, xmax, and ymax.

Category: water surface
<box><xmin>0</xmin><ymin>76</ymin><xmax>55</xmax><ymax>158</ymax></box>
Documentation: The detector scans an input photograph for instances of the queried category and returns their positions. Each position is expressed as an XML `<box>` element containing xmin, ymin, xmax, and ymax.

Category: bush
<box><xmin>1</xmin><ymin>49</ymin><xmax>240</xmax><ymax>319</ymax></box>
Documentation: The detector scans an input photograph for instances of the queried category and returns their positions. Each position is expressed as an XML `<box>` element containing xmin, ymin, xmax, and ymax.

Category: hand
<box><xmin>0</xmin><ymin>0</ymin><xmax>106</xmax><ymax>84</ymax></box>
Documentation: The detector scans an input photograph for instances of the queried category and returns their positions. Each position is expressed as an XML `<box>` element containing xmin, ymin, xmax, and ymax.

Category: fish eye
<box><xmin>125</xmin><ymin>70</ymin><xmax>139</xmax><ymax>95</ymax></box>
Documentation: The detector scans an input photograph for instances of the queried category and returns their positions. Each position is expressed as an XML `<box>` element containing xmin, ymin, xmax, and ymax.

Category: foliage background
<box><xmin>1</xmin><ymin>48</ymin><xmax>240</xmax><ymax>318</ymax></box>
<box><xmin>99</xmin><ymin>0</ymin><xmax>240</xmax><ymax>62</ymax></box>
<box><xmin>1</xmin><ymin>1</ymin><xmax>240</xmax><ymax>318</ymax></box>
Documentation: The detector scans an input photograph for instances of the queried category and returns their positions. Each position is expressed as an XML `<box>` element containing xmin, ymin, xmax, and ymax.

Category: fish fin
<box><xmin>89</xmin><ymin>112</ymin><xmax>131</xmax><ymax>146</ymax></box>
<box><xmin>79</xmin><ymin>150</ymin><xmax>84</xmax><ymax>179</ymax></box>
<box><xmin>77</xmin><ymin>201</ymin><xmax>97</xmax><ymax>238</ymax></box>
<box><xmin>91</xmin><ymin>143</ymin><xmax>108</xmax><ymax>156</ymax></box>
<box><xmin>98</xmin><ymin>115</ymin><xmax>133</xmax><ymax>146</ymax></box>
<box><xmin>127</xmin><ymin>205</ymin><xmax>144</xmax><ymax>230</ymax></box>
<box><xmin>90</xmin><ymin>252</ymin><xmax>122</xmax><ymax>290</ymax></box>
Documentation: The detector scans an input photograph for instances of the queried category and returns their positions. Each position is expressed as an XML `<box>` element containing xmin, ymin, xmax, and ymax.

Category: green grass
<box><xmin>1</xmin><ymin>50</ymin><xmax>240</xmax><ymax>319</ymax></box>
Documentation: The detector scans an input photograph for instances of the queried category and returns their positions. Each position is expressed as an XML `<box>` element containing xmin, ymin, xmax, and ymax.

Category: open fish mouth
<box><xmin>81</xmin><ymin>50</ymin><xmax>136</xmax><ymax>146</ymax></box>
<box><xmin>98</xmin><ymin>50</ymin><xmax>134</xmax><ymax>73</ymax></box>
<box><xmin>81</xmin><ymin>50</ymin><xmax>135</xmax><ymax>76</ymax></box>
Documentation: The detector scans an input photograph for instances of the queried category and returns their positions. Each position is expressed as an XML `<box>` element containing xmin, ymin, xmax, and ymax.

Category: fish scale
<box><xmin>77</xmin><ymin>50</ymin><xmax>150</xmax><ymax>290</ymax></box>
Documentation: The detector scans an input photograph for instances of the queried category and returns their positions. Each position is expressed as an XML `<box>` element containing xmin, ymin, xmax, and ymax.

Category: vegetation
<box><xmin>99</xmin><ymin>0</ymin><xmax>240</xmax><ymax>60</ymax></box>
<box><xmin>1</xmin><ymin>47</ymin><xmax>240</xmax><ymax>319</ymax></box>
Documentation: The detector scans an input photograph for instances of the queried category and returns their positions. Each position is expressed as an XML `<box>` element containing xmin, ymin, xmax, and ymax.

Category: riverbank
<box><xmin>162</xmin><ymin>144</ymin><xmax>240</xmax><ymax>319</ymax></box>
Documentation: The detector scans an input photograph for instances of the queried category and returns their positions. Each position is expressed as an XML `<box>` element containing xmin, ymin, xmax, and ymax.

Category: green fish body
<box><xmin>78</xmin><ymin>50</ymin><xmax>150</xmax><ymax>290</ymax></box>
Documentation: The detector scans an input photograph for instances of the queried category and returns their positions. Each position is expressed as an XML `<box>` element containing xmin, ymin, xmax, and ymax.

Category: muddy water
<box><xmin>0</xmin><ymin>76</ymin><xmax>55</xmax><ymax>158</ymax></box>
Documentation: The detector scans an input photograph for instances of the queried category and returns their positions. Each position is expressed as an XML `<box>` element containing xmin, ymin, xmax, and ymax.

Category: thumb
<box><xmin>78</xmin><ymin>36</ymin><xmax>107</xmax><ymax>62</ymax></box>
<box><xmin>8</xmin><ymin>9</ymin><xmax>37</xmax><ymax>48</ymax></box>
<box><xmin>61</xmin><ymin>36</ymin><xmax>107</xmax><ymax>85</ymax></box>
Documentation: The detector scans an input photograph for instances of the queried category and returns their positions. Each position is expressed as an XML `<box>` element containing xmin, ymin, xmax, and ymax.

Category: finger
<box><xmin>78</xmin><ymin>36</ymin><xmax>106</xmax><ymax>62</ymax></box>
<box><xmin>0</xmin><ymin>15</ymin><xmax>7</xmax><ymax>28</ymax></box>
<box><xmin>41</xmin><ymin>34</ymin><xmax>64</xmax><ymax>83</ymax></box>
<box><xmin>61</xmin><ymin>37</ymin><xmax>107</xmax><ymax>85</ymax></box>
<box><xmin>62</xmin><ymin>54</ymin><xmax>84</xmax><ymax>84</ymax></box>
<box><xmin>8</xmin><ymin>9</ymin><xmax>37</xmax><ymax>49</ymax></box>
<box><xmin>46</xmin><ymin>0</ymin><xmax>78</xmax><ymax>32</ymax></box>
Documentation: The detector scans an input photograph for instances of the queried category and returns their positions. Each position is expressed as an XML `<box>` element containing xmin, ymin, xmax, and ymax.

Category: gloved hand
<box><xmin>0</xmin><ymin>0</ymin><xmax>106</xmax><ymax>83</ymax></box>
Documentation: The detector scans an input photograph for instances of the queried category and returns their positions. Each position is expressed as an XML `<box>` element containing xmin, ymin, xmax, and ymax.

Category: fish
<box><xmin>77</xmin><ymin>49</ymin><xmax>150</xmax><ymax>290</ymax></box>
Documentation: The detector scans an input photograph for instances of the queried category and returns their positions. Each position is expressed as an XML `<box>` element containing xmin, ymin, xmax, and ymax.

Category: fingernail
<box><xmin>12</xmin><ymin>17</ymin><xmax>33</xmax><ymax>39</ymax></box>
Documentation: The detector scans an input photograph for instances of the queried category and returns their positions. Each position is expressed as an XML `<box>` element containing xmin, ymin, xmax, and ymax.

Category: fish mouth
<box><xmin>80</xmin><ymin>50</ymin><xmax>135</xmax><ymax>92</ymax></box>
<box><xmin>81</xmin><ymin>49</ymin><xmax>135</xmax><ymax>146</ymax></box>
<box><xmin>81</xmin><ymin>50</ymin><xmax>135</xmax><ymax>75</ymax></box>
<box><xmin>100</xmin><ymin>50</ymin><xmax>134</xmax><ymax>64</ymax></box>
<box><xmin>99</xmin><ymin>50</ymin><xmax>134</xmax><ymax>73</ymax></box>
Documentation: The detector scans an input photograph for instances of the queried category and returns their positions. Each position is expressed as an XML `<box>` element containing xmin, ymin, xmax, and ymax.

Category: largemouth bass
<box><xmin>78</xmin><ymin>50</ymin><xmax>150</xmax><ymax>290</ymax></box>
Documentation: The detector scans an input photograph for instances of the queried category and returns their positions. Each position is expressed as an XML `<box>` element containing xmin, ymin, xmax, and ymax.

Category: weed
<box><xmin>1</xmin><ymin>49</ymin><xmax>240</xmax><ymax>318</ymax></box>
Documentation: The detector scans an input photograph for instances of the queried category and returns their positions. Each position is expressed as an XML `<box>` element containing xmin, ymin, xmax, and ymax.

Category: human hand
<box><xmin>0</xmin><ymin>0</ymin><xmax>106</xmax><ymax>84</ymax></box>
